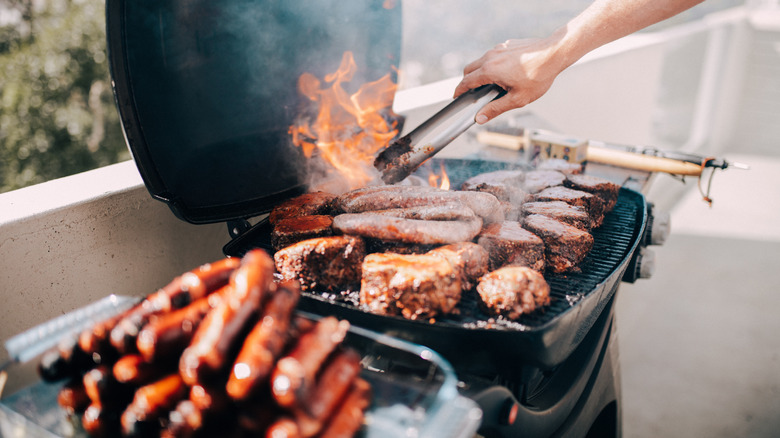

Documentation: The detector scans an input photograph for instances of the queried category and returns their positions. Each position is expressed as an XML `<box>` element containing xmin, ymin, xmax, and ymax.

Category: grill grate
<box><xmin>303</xmin><ymin>158</ymin><xmax>644</xmax><ymax>331</ymax></box>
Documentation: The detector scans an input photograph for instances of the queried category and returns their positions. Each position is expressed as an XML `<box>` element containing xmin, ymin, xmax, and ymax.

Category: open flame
<box><xmin>427</xmin><ymin>162</ymin><xmax>451</xmax><ymax>190</ymax></box>
<box><xmin>289</xmin><ymin>51</ymin><xmax>399</xmax><ymax>190</ymax></box>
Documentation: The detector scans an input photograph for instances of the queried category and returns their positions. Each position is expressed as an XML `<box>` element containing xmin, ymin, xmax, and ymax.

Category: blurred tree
<box><xmin>0</xmin><ymin>0</ymin><xmax>128</xmax><ymax>193</ymax></box>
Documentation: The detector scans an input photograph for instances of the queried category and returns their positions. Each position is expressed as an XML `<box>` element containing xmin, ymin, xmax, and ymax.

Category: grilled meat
<box><xmin>476</xmin><ymin>266</ymin><xmax>551</xmax><ymax>319</ymax></box>
<box><xmin>332</xmin><ymin>214</ymin><xmax>482</xmax><ymax>245</ymax></box>
<box><xmin>360</xmin><ymin>252</ymin><xmax>461</xmax><ymax>320</ymax></box>
<box><xmin>427</xmin><ymin>242</ymin><xmax>490</xmax><ymax>291</ymax></box>
<box><xmin>367</xmin><ymin>204</ymin><xmax>477</xmax><ymax>221</ymax></box>
<box><xmin>274</xmin><ymin>235</ymin><xmax>365</xmax><ymax>292</ymax></box>
<box><xmin>564</xmin><ymin>173</ymin><xmax>620</xmax><ymax>213</ymax></box>
<box><xmin>269</xmin><ymin>191</ymin><xmax>336</xmax><ymax>225</ymax></box>
<box><xmin>271</xmin><ymin>215</ymin><xmax>334</xmax><ymax>251</ymax></box>
<box><xmin>522</xmin><ymin>170</ymin><xmax>566</xmax><ymax>194</ymax></box>
<box><xmin>477</xmin><ymin>221</ymin><xmax>546</xmax><ymax>271</ymax></box>
<box><xmin>460</xmin><ymin>169</ymin><xmax>529</xmax><ymax>204</ymax></box>
<box><xmin>522</xmin><ymin>200</ymin><xmax>591</xmax><ymax>231</ymax></box>
<box><xmin>533</xmin><ymin>185</ymin><xmax>605</xmax><ymax>227</ymax></box>
<box><xmin>523</xmin><ymin>214</ymin><xmax>594</xmax><ymax>273</ymax></box>
<box><xmin>333</xmin><ymin>185</ymin><xmax>503</xmax><ymax>224</ymax></box>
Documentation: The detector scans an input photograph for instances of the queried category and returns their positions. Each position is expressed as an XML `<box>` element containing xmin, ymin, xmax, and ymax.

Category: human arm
<box><xmin>453</xmin><ymin>0</ymin><xmax>707</xmax><ymax>124</ymax></box>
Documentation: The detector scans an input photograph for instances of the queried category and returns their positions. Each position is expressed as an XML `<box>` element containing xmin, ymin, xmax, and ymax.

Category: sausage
<box><xmin>317</xmin><ymin>378</ymin><xmax>372</xmax><ymax>438</ymax></box>
<box><xmin>332</xmin><ymin>213</ymin><xmax>483</xmax><ymax>244</ymax></box>
<box><xmin>265</xmin><ymin>417</ymin><xmax>301</xmax><ymax>438</ymax></box>
<box><xmin>83</xmin><ymin>365</ymin><xmax>133</xmax><ymax>410</ymax></box>
<box><xmin>179</xmin><ymin>250</ymin><xmax>275</xmax><ymax>386</ymax></box>
<box><xmin>121</xmin><ymin>374</ymin><xmax>188</xmax><ymax>438</ymax></box>
<box><xmin>295</xmin><ymin>349</ymin><xmax>362</xmax><ymax>437</ymax></box>
<box><xmin>270</xmin><ymin>317</ymin><xmax>350</xmax><ymax>409</ymax></box>
<box><xmin>82</xmin><ymin>403</ymin><xmax>121</xmax><ymax>438</ymax></box>
<box><xmin>39</xmin><ymin>336</ymin><xmax>93</xmax><ymax>382</ymax></box>
<box><xmin>57</xmin><ymin>377</ymin><xmax>90</xmax><ymax>415</ymax></box>
<box><xmin>367</xmin><ymin>203</ymin><xmax>477</xmax><ymax>221</ymax></box>
<box><xmin>334</xmin><ymin>185</ymin><xmax>502</xmax><ymax>223</ymax></box>
<box><xmin>113</xmin><ymin>354</ymin><xmax>171</xmax><ymax>386</ymax></box>
<box><xmin>136</xmin><ymin>285</ymin><xmax>231</xmax><ymax>364</ymax></box>
<box><xmin>110</xmin><ymin>257</ymin><xmax>241</xmax><ymax>354</ymax></box>
<box><xmin>226</xmin><ymin>281</ymin><xmax>300</xmax><ymax>401</ymax></box>
<box><xmin>78</xmin><ymin>311</ymin><xmax>126</xmax><ymax>364</ymax></box>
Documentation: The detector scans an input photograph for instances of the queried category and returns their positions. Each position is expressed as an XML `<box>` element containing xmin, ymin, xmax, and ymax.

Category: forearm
<box><xmin>554</xmin><ymin>0</ymin><xmax>707</xmax><ymax>69</ymax></box>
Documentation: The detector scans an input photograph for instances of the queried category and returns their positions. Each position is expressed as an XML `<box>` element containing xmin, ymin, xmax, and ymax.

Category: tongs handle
<box><xmin>375</xmin><ymin>85</ymin><xmax>504</xmax><ymax>184</ymax></box>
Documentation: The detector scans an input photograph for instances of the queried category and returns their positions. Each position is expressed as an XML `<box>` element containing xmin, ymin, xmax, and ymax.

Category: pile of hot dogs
<box><xmin>38</xmin><ymin>250</ymin><xmax>370</xmax><ymax>438</ymax></box>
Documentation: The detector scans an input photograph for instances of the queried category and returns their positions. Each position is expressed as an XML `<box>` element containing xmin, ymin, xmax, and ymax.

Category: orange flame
<box><xmin>428</xmin><ymin>163</ymin><xmax>451</xmax><ymax>190</ymax></box>
<box><xmin>289</xmin><ymin>51</ymin><xmax>399</xmax><ymax>190</ymax></box>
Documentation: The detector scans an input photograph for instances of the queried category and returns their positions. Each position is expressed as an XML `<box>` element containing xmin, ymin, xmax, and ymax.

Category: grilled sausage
<box><xmin>136</xmin><ymin>285</ymin><xmax>231</xmax><ymax>364</ymax></box>
<box><xmin>113</xmin><ymin>354</ymin><xmax>170</xmax><ymax>386</ymax></box>
<box><xmin>270</xmin><ymin>317</ymin><xmax>350</xmax><ymax>409</ymax></box>
<box><xmin>110</xmin><ymin>257</ymin><xmax>241</xmax><ymax>354</ymax></box>
<box><xmin>121</xmin><ymin>374</ymin><xmax>188</xmax><ymax>438</ymax></box>
<box><xmin>82</xmin><ymin>403</ymin><xmax>121</xmax><ymax>438</ymax></box>
<box><xmin>317</xmin><ymin>378</ymin><xmax>372</xmax><ymax>438</ymax></box>
<box><xmin>179</xmin><ymin>250</ymin><xmax>275</xmax><ymax>386</ymax></box>
<box><xmin>39</xmin><ymin>336</ymin><xmax>93</xmax><ymax>382</ymax></box>
<box><xmin>83</xmin><ymin>365</ymin><xmax>133</xmax><ymax>410</ymax></box>
<box><xmin>226</xmin><ymin>281</ymin><xmax>300</xmax><ymax>401</ymax></box>
<box><xmin>294</xmin><ymin>349</ymin><xmax>362</xmax><ymax>437</ymax></box>
<box><xmin>333</xmin><ymin>214</ymin><xmax>483</xmax><ymax>244</ymax></box>
<box><xmin>266</xmin><ymin>417</ymin><xmax>301</xmax><ymax>438</ymax></box>
<box><xmin>57</xmin><ymin>377</ymin><xmax>90</xmax><ymax>415</ymax></box>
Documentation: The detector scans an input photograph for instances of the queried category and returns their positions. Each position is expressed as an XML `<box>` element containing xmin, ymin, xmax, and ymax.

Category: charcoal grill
<box><xmin>105</xmin><ymin>1</ymin><xmax>663</xmax><ymax>437</ymax></box>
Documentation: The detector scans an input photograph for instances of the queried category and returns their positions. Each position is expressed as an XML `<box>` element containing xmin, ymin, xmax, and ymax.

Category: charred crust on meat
<box><xmin>522</xmin><ymin>214</ymin><xmax>594</xmax><ymax>273</ymax></box>
<box><xmin>274</xmin><ymin>235</ymin><xmax>366</xmax><ymax>292</ymax></box>
<box><xmin>477</xmin><ymin>221</ymin><xmax>546</xmax><ymax>271</ymax></box>
<box><xmin>476</xmin><ymin>266</ymin><xmax>551</xmax><ymax>319</ymax></box>
<box><xmin>271</xmin><ymin>214</ymin><xmax>334</xmax><ymax>252</ymax></box>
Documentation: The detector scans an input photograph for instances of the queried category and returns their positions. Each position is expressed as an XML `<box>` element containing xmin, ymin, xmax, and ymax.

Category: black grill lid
<box><xmin>107</xmin><ymin>0</ymin><xmax>402</xmax><ymax>223</ymax></box>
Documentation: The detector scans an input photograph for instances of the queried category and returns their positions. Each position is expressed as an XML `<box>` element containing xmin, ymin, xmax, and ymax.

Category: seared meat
<box><xmin>427</xmin><ymin>242</ymin><xmax>490</xmax><ymax>290</ymax></box>
<box><xmin>460</xmin><ymin>169</ymin><xmax>529</xmax><ymax>204</ymax></box>
<box><xmin>366</xmin><ymin>240</ymin><xmax>437</xmax><ymax>255</ymax></box>
<box><xmin>333</xmin><ymin>185</ymin><xmax>502</xmax><ymax>224</ymax></box>
<box><xmin>271</xmin><ymin>215</ymin><xmax>333</xmax><ymax>251</ymax></box>
<box><xmin>477</xmin><ymin>221</ymin><xmax>546</xmax><ymax>271</ymax></box>
<box><xmin>522</xmin><ymin>201</ymin><xmax>590</xmax><ymax>231</ymax></box>
<box><xmin>476</xmin><ymin>266</ymin><xmax>551</xmax><ymax>319</ymax></box>
<box><xmin>564</xmin><ymin>173</ymin><xmax>620</xmax><ymax>213</ymax></box>
<box><xmin>522</xmin><ymin>170</ymin><xmax>566</xmax><ymax>194</ymax></box>
<box><xmin>523</xmin><ymin>214</ymin><xmax>593</xmax><ymax>273</ymax></box>
<box><xmin>274</xmin><ymin>235</ymin><xmax>365</xmax><ymax>292</ymax></box>
<box><xmin>368</xmin><ymin>204</ymin><xmax>477</xmax><ymax>221</ymax></box>
<box><xmin>360</xmin><ymin>253</ymin><xmax>461</xmax><ymax>320</ymax></box>
<box><xmin>536</xmin><ymin>159</ymin><xmax>582</xmax><ymax>175</ymax></box>
<box><xmin>269</xmin><ymin>192</ymin><xmax>336</xmax><ymax>225</ymax></box>
<box><xmin>500</xmin><ymin>200</ymin><xmax>523</xmax><ymax>222</ymax></box>
<box><xmin>533</xmin><ymin>185</ymin><xmax>605</xmax><ymax>228</ymax></box>
<box><xmin>332</xmin><ymin>214</ymin><xmax>482</xmax><ymax>245</ymax></box>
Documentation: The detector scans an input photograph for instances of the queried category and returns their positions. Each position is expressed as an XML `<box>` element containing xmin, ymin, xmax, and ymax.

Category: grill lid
<box><xmin>107</xmin><ymin>0</ymin><xmax>402</xmax><ymax>223</ymax></box>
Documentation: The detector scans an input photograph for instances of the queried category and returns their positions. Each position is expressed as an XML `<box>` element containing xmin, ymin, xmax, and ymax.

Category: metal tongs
<box><xmin>374</xmin><ymin>85</ymin><xmax>504</xmax><ymax>184</ymax></box>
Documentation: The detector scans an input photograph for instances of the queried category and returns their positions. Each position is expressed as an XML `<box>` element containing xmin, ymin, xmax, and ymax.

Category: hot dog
<box><xmin>179</xmin><ymin>250</ymin><xmax>275</xmax><ymax>386</ymax></box>
<box><xmin>270</xmin><ymin>317</ymin><xmax>350</xmax><ymax>409</ymax></box>
<box><xmin>121</xmin><ymin>374</ymin><xmax>188</xmax><ymax>438</ymax></box>
<box><xmin>226</xmin><ymin>281</ymin><xmax>300</xmax><ymax>401</ymax></box>
<box><xmin>317</xmin><ymin>378</ymin><xmax>372</xmax><ymax>438</ymax></box>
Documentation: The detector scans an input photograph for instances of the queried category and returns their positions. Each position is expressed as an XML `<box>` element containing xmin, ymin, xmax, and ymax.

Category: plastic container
<box><xmin>1</xmin><ymin>304</ymin><xmax>482</xmax><ymax>438</ymax></box>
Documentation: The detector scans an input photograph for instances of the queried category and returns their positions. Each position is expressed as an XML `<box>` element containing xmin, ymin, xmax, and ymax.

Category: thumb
<box><xmin>474</xmin><ymin>98</ymin><xmax>513</xmax><ymax>124</ymax></box>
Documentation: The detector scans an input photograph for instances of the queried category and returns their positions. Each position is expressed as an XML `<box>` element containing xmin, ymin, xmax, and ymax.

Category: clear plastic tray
<box><xmin>1</xmin><ymin>305</ymin><xmax>482</xmax><ymax>438</ymax></box>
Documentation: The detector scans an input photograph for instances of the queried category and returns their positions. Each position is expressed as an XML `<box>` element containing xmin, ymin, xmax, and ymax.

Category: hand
<box><xmin>453</xmin><ymin>36</ymin><xmax>568</xmax><ymax>124</ymax></box>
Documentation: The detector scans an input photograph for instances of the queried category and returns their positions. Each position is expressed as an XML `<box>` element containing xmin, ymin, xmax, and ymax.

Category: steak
<box><xmin>360</xmin><ymin>253</ymin><xmax>461</xmax><ymax>320</ymax></box>
<box><xmin>271</xmin><ymin>215</ymin><xmax>333</xmax><ymax>251</ymax></box>
<box><xmin>564</xmin><ymin>173</ymin><xmax>620</xmax><ymax>213</ymax></box>
<box><xmin>477</xmin><ymin>221</ymin><xmax>546</xmax><ymax>271</ymax></box>
<box><xmin>269</xmin><ymin>191</ymin><xmax>336</xmax><ymax>225</ymax></box>
<box><xmin>274</xmin><ymin>235</ymin><xmax>365</xmax><ymax>292</ymax></box>
<box><xmin>533</xmin><ymin>185</ymin><xmax>605</xmax><ymax>228</ymax></box>
<box><xmin>522</xmin><ymin>214</ymin><xmax>594</xmax><ymax>273</ymax></box>
<box><xmin>427</xmin><ymin>242</ymin><xmax>490</xmax><ymax>291</ymax></box>
<box><xmin>476</xmin><ymin>266</ymin><xmax>551</xmax><ymax>319</ymax></box>
<box><xmin>522</xmin><ymin>201</ymin><xmax>590</xmax><ymax>231</ymax></box>
<box><xmin>522</xmin><ymin>170</ymin><xmax>566</xmax><ymax>194</ymax></box>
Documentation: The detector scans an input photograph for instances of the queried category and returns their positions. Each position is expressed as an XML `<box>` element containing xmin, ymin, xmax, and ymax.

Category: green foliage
<box><xmin>0</xmin><ymin>0</ymin><xmax>128</xmax><ymax>192</ymax></box>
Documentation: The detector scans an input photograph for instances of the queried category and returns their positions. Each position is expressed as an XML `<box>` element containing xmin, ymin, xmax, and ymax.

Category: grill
<box><xmin>98</xmin><ymin>2</ymin><xmax>661</xmax><ymax>436</ymax></box>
